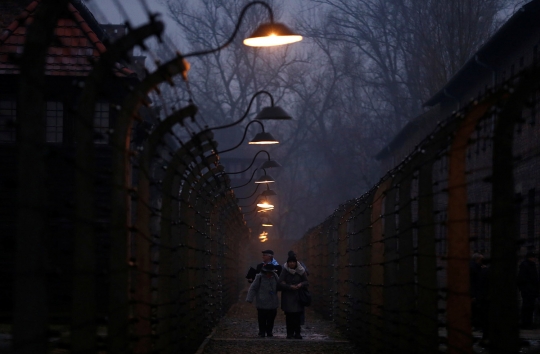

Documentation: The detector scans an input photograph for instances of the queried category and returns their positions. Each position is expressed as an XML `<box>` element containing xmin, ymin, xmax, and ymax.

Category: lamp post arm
<box><xmin>218</xmin><ymin>120</ymin><xmax>264</xmax><ymax>154</ymax></box>
<box><xmin>231</xmin><ymin>168</ymin><xmax>259</xmax><ymax>189</ymax></box>
<box><xmin>207</xmin><ymin>90</ymin><xmax>274</xmax><ymax>132</ymax></box>
<box><xmin>237</xmin><ymin>195</ymin><xmax>263</xmax><ymax>208</ymax></box>
<box><xmin>183</xmin><ymin>1</ymin><xmax>274</xmax><ymax>58</ymax></box>
<box><xmin>231</xmin><ymin>168</ymin><xmax>267</xmax><ymax>189</ymax></box>
<box><xmin>236</xmin><ymin>184</ymin><xmax>261</xmax><ymax>200</ymax></box>
<box><xmin>225</xmin><ymin>150</ymin><xmax>270</xmax><ymax>175</ymax></box>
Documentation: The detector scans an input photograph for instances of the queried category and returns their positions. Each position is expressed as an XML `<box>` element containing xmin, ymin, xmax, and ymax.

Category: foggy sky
<box><xmin>87</xmin><ymin>0</ymin><xmax>302</xmax><ymax>39</ymax></box>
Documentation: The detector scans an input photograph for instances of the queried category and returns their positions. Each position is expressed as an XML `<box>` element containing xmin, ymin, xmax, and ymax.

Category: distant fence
<box><xmin>294</xmin><ymin>62</ymin><xmax>540</xmax><ymax>353</ymax></box>
<box><xmin>1</xmin><ymin>2</ymin><xmax>248</xmax><ymax>354</ymax></box>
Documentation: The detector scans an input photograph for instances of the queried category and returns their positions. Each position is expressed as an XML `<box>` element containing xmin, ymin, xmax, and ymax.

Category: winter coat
<box><xmin>278</xmin><ymin>264</ymin><xmax>309</xmax><ymax>313</ymax></box>
<box><xmin>256</xmin><ymin>258</ymin><xmax>283</xmax><ymax>276</ymax></box>
<box><xmin>246</xmin><ymin>273</ymin><xmax>279</xmax><ymax>310</ymax></box>
<box><xmin>518</xmin><ymin>259</ymin><xmax>540</xmax><ymax>298</ymax></box>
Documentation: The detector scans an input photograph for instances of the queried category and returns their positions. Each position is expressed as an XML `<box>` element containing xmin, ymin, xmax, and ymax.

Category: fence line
<box><xmin>294</xmin><ymin>64</ymin><xmax>540</xmax><ymax>354</ymax></box>
<box><xmin>4</xmin><ymin>5</ymin><xmax>249</xmax><ymax>353</ymax></box>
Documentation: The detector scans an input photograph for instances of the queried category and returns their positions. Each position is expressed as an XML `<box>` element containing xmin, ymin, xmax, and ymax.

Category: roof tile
<box><xmin>0</xmin><ymin>0</ymin><xmax>134</xmax><ymax>77</ymax></box>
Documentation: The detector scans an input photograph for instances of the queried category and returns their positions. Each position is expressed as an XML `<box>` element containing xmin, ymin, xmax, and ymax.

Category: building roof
<box><xmin>0</xmin><ymin>0</ymin><xmax>34</xmax><ymax>30</ymax></box>
<box><xmin>0</xmin><ymin>0</ymin><xmax>135</xmax><ymax>77</ymax></box>
<box><xmin>377</xmin><ymin>0</ymin><xmax>540</xmax><ymax>161</ymax></box>
<box><xmin>423</xmin><ymin>0</ymin><xmax>540</xmax><ymax>107</ymax></box>
<box><xmin>374</xmin><ymin>109</ymin><xmax>437</xmax><ymax>160</ymax></box>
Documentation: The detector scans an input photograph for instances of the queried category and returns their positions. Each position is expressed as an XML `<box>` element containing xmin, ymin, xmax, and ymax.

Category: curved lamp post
<box><xmin>231</xmin><ymin>168</ymin><xmax>274</xmax><ymax>189</ymax></box>
<box><xmin>261</xmin><ymin>219</ymin><xmax>273</xmax><ymax>227</ymax></box>
<box><xmin>261</xmin><ymin>184</ymin><xmax>277</xmax><ymax>196</ymax></box>
<box><xmin>207</xmin><ymin>90</ymin><xmax>292</xmax><ymax>135</ymax></box>
<box><xmin>218</xmin><ymin>120</ymin><xmax>278</xmax><ymax>154</ymax></box>
<box><xmin>182</xmin><ymin>0</ymin><xmax>302</xmax><ymax>60</ymax></box>
<box><xmin>237</xmin><ymin>195</ymin><xmax>274</xmax><ymax>209</ymax></box>
<box><xmin>225</xmin><ymin>150</ymin><xmax>281</xmax><ymax>176</ymax></box>
<box><xmin>98</xmin><ymin>1</ymin><xmax>298</xmax><ymax>350</ymax></box>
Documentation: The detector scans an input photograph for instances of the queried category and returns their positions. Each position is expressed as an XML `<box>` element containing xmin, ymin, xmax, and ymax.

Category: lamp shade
<box><xmin>243</xmin><ymin>23</ymin><xmax>303</xmax><ymax>47</ymax></box>
<box><xmin>255</xmin><ymin>106</ymin><xmax>292</xmax><ymax>120</ymax></box>
<box><xmin>249</xmin><ymin>131</ymin><xmax>279</xmax><ymax>145</ymax></box>
<box><xmin>262</xmin><ymin>218</ymin><xmax>273</xmax><ymax>227</ymax></box>
<box><xmin>259</xmin><ymin>159</ymin><xmax>282</xmax><ymax>169</ymax></box>
<box><xmin>261</xmin><ymin>188</ymin><xmax>277</xmax><ymax>197</ymax></box>
<box><xmin>255</xmin><ymin>174</ymin><xmax>275</xmax><ymax>184</ymax></box>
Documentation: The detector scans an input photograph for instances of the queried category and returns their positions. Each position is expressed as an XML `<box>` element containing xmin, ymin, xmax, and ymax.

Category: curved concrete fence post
<box><xmin>370</xmin><ymin>178</ymin><xmax>392</xmax><ymax>353</ymax></box>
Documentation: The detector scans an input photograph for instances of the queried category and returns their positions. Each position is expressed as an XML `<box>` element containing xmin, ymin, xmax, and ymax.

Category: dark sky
<box><xmin>88</xmin><ymin>0</ymin><xmax>301</xmax><ymax>39</ymax></box>
<box><xmin>88</xmin><ymin>0</ymin><xmax>181</xmax><ymax>36</ymax></box>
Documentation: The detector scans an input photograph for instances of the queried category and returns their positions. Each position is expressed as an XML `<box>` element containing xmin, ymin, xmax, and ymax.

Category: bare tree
<box><xmin>154</xmin><ymin>0</ymin><xmax>521</xmax><ymax>240</ymax></box>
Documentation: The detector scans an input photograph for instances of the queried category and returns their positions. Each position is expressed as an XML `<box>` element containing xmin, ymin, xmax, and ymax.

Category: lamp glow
<box><xmin>257</xmin><ymin>206</ymin><xmax>274</xmax><ymax>212</ymax></box>
<box><xmin>244</xmin><ymin>23</ymin><xmax>303</xmax><ymax>47</ymax></box>
<box><xmin>257</xmin><ymin>201</ymin><xmax>274</xmax><ymax>209</ymax></box>
<box><xmin>249</xmin><ymin>131</ymin><xmax>279</xmax><ymax>145</ymax></box>
<box><xmin>255</xmin><ymin>173</ymin><xmax>275</xmax><ymax>184</ymax></box>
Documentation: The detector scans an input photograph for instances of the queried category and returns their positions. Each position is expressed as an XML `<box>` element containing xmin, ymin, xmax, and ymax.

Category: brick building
<box><xmin>0</xmin><ymin>0</ymin><xmax>144</xmax><ymax>317</ymax></box>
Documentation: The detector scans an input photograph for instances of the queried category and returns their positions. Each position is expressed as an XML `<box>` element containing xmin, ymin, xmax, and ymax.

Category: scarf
<box><xmin>283</xmin><ymin>261</ymin><xmax>305</xmax><ymax>275</ymax></box>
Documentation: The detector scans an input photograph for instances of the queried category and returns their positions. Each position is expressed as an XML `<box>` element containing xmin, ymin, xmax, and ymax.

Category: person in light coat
<box><xmin>279</xmin><ymin>255</ymin><xmax>308</xmax><ymax>339</ymax></box>
<box><xmin>246</xmin><ymin>263</ymin><xmax>279</xmax><ymax>337</ymax></box>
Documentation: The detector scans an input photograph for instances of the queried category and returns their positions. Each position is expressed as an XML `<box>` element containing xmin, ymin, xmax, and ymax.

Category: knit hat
<box><xmin>261</xmin><ymin>263</ymin><xmax>275</xmax><ymax>272</ymax></box>
<box><xmin>287</xmin><ymin>250</ymin><xmax>296</xmax><ymax>258</ymax></box>
<box><xmin>287</xmin><ymin>255</ymin><xmax>297</xmax><ymax>263</ymax></box>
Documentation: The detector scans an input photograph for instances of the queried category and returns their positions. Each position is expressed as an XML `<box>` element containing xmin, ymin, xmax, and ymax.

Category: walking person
<box><xmin>518</xmin><ymin>251</ymin><xmax>540</xmax><ymax>329</ymax></box>
<box><xmin>246</xmin><ymin>263</ymin><xmax>280</xmax><ymax>337</ymax></box>
<box><xmin>246</xmin><ymin>249</ymin><xmax>282</xmax><ymax>283</ymax></box>
<box><xmin>279</xmin><ymin>255</ymin><xmax>309</xmax><ymax>339</ymax></box>
<box><xmin>284</xmin><ymin>250</ymin><xmax>309</xmax><ymax>325</ymax></box>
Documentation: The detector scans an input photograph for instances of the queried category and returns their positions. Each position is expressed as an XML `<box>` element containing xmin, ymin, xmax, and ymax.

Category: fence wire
<box><xmin>294</xmin><ymin>59</ymin><xmax>540</xmax><ymax>354</ymax></box>
<box><xmin>0</xmin><ymin>2</ymin><xmax>249</xmax><ymax>354</ymax></box>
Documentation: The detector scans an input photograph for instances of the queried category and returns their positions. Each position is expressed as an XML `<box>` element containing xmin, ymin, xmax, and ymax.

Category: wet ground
<box><xmin>199</xmin><ymin>287</ymin><xmax>540</xmax><ymax>354</ymax></box>
<box><xmin>197</xmin><ymin>288</ymin><xmax>361</xmax><ymax>354</ymax></box>
<box><xmin>2</xmin><ymin>288</ymin><xmax>540</xmax><ymax>353</ymax></box>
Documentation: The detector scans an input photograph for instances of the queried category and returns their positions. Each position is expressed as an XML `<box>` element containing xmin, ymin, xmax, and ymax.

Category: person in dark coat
<box><xmin>246</xmin><ymin>263</ymin><xmax>280</xmax><ymax>337</ymax></box>
<box><xmin>518</xmin><ymin>252</ymin><xmax>540</xmax><ymax>329</ymax></box>
<box><xmin>283</xmin><ymin>250</ymin><xmax>309</xmax><ymax>325</ymax></box>
<box><xmin>283</xmin><ymin>250</ymin><xmax>309</xmax><ymax>276</ymax></box>
<box><xmin>278</xmin><ymin>255</ymin><xmax>308</xmax><ymax>339</ymax></box>
<box><xmin>246</xmin><ymin>249</ymin><xmax>283</xmax><ymax>283</ymax></box>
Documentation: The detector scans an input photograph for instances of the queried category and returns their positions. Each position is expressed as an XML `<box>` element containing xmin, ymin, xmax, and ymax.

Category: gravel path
<box><xmin>197</xmin><ymin>288</ymin><xmax>362</xmax><ymax>354</ymax></box>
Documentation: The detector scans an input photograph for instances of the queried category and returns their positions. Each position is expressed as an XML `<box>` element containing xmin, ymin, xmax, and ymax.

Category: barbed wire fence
<box><xmin>4</xmin><ymin>1</ymin><xmax>249</xmax><ymax>353</ymax></box>
<box><xmin>294</xmin><ymin>48</ymin><xmax>540</xmax><ymax>354</ymax></box>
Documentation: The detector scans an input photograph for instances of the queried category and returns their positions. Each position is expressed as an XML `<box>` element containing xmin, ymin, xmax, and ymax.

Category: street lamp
<box><xmin>207</xmin><ymin>90</ymin><xmax>292</xmax><ymax>134</ymax></box>
<box><xmin>225</xmin><ymin>150</ymin><xmax>281</xmax><ymax>176</ymax></box>
<box><xmin>261</xmin><ymin>184</ymin><xmax>277</xmax><ymax>197</ymax></box>
<box><xmin>255</xmin><ymin>170</ymin><xmax>275</xmax><ymax>184</ymax></box>
<box><xmin>261</xmin><ymin>219</ymin><xmax>273</xmax><ymax>227</ymax></box>
<box><xmin>183</xmin><ymin>1</ymin><xmax>303</xmax><ymax>60</ymax></box>
<box><xmin>257</xmin><ymin>206</ymin><xmax>274</xmax><ymax>212</ymax></box>
<box><xmin>244</xmin><ymin>22</ymin><xmax>303</xmax><ymax>47</ymax></box>
<box><xmin>231</xmin><ymin>168</ymin><xmax>274</xmax><ymax>189</ymax></box>
<box><xmin>256</xmin><ymin>196</ymin><xmax>274</xmax><ymax>209</ymax></box>
<box><xmin>218</xmin><ymin>120</ymin><xmax>278</xmax><ymax>154</ymax></box>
